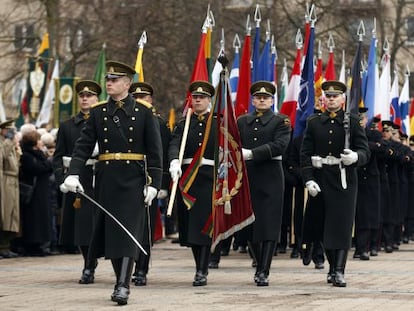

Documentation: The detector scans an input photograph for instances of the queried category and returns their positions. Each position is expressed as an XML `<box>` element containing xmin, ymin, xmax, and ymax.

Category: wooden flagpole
<box><xmin>167</xmin><ymin>107</ymin><xmax>192</xmax><ymax>217</ymax></box>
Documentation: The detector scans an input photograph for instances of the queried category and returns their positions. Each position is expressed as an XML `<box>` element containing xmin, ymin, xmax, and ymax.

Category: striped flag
<box><xmin>376</xmin><ymin>53</ymin><xmax>391</xmax><ymax>120</ymax></box>
<box><xmin>229</xmin><ymin>39</ymin><xmax>240</xmax><ymax>103</ymax></box>
<box><xmin>280</xmin><ymin>47</ymin><xmax>301</xmax><ymax>129</ymax></box>
<box><xmin>399</xmin><ymin>73</ymin><xmax>410</xmax><ymax>135</ymax></box>
<box><xmin>390</xmin><ymin>73</ymin><xmax>401</xmax><ymax>127</ymax></box>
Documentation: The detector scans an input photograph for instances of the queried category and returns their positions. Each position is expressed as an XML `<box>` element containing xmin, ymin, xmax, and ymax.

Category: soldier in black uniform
<box><xmin>61</xmin><ymin>61</ymin><xmax>162</xmax><ymax>305</ymax></box>
<box><xmin>300</xmin><ymin>81</ymin><xmax>370</xmax><ymax>287</ymax></box>
<box><xmin>168</xmin><ymin>80</ymin><xmax>216</xmax><ymax>287</ymax></box>
<box><xmin>54</xmin><ymin>80</ymin><xmax>101</xmax><ymax>284</ymax></box>
<box><xmin>379</xmin><ymin>121</ymin><xmax>396</xmax><ymax>253</ymax></box>
<box><xmin>237</xmin><ymin>81</ymin><xmax>291</xmax><ymax>286</ymax></box>
<box><xmin>406</xmin><ymin>136</ymin><xmax>414</xmax><ymax>241</ymax></box>
<box><xmin>353</xmin><ymin>108</ymin><xmax>382</xmax><ymax>261</ymax></box>
<box><xmin>128</xmin><ymin>81</ymin><xmax>171</xmax><ymax>286</ymax></box>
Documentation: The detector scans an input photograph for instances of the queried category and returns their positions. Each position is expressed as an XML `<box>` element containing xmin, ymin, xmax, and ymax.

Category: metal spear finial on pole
<box><xmin>327</xmin><ymin>32</ymin><xmax>335</xmax><ymax>53</ymax></box>
<box><xmin>254</xmin><ymin>4</ymin><xmax>261</xmax><ymax>28</ymax></box>
<box><xmin>357</xmin><ymin>20</ymin><xmax>365</xmax><ymax>41</ymax></box>
<box><xmin>245</xmin><ymin>14</ymin><xmax>251</xmax><ymax>36</ymax></box>
<box><xmin>138</xmin><ymin>31</ymin><xmax>147</xmax><ymax>48</ymax></box>
<box><xmin>233</xmin><ymin>33</ymin><xmax>241</xmax><ymax>54</ymax></box>
<box><xmin>295</xmin><ymin>29</ymin><xmax>303</xmax><ymax>49</ymax></box>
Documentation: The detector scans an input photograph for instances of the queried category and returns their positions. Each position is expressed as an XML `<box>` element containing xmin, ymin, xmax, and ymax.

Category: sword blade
<box><xmin>77</xmin><ymin>191</ymin><xmax>148</xmax><ymax>256</ymax></box>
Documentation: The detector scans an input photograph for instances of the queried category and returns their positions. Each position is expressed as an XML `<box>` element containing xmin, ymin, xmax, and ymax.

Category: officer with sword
<box><xmin>61</xmin><ymin>61</ymin><xmax>163</xmax><ymax>305</ymax></box>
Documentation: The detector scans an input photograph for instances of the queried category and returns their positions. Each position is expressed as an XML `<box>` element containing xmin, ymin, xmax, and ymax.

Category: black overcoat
<box><xmin>300</xmin><ymin>110</ymin><xmax>370</xmax><ymax>249</ymax></box>
<box><xmin>355</xmin><ymin>129</ymin><xmax>382</xmax><ymax>230</ymax></box>
<box><xmin>53</xmin><ymin>112</ymin><xmax>96</xmax><ymax>246</ymax></box>
<box><xmin>20</xmin><ymin>145</ymin><xmax>54</xmax><ymax>244</ymax></box>
<box><xmin>168</xmin><ymin>113</ymin><xmax>216</xmax><ymax>247</ymax></box>
<box><xmin>237</xmin><ymin>110</ymin><xmax>291</xmax><ymax>243</ymax></box>
<box><xmin>68</xmin><ymin>95</ymin><xmax>162</xmax><ymax>259</ymax></box>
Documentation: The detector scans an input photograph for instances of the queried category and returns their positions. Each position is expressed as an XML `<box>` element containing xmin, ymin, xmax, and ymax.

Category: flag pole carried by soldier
<box><xmin>61</xmin><ymin>61</ymin><xmax>162</xmax><ymax>306</ymax></box>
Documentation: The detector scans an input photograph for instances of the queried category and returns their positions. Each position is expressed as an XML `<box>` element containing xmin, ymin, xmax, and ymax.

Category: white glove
<box><xmin>144</xmin><ymin>186</ymin><xmax>158</xmax><ymax>205</ymax></box>
<box><xmin>157</xmin><ymin>189</ymin><xmax>168</xmax><ymax>199</ymax></box>
<box><xmin>60</xmin><ymin>175</ymin><xmax>84</xmax><ymax>193</ymax></box>
<box><xmin>169</xmin><ymin>159</ymin><xmax>182</xmax><ymax>182</ymax></box>
<box><xmin>242</xmin><ymin>148</ymin><xmax>253</xmax><ymax>160</ymax></box>
<box><xmin>305</xmin><ymin>180</ymin><xmax>321</xmax><ymax>197</ymax></box>
<box><xmin>340</xmin><ymin>149</ymin><xmax>358</xmax><ymax>166</ymax></box>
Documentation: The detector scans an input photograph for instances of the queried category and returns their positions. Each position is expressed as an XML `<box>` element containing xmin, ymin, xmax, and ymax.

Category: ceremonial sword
<box><xmin>76</xmin><ymin>190</ymin><xmax>148</xmax><ymax>256</ymax></box>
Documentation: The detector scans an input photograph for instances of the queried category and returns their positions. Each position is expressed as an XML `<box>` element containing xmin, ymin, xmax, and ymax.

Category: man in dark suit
<box><xmin>300</xmin><ymin>80</ymin><xmax>370</xmax><ymax>287</ymax></box>
<box><xmin>237</xmin><ymin>81</ymin><xmax>291</xmax><ymax>286</ymax></box>
<box><xmin>353</xmin><ymin>110</ymin><xmax>382</xmax><ymax>261</ymax></box>
<box><xmin>168</xmin><ymin>80</ymin><xmax>216</xmax><ymax>287</ymax></box>
<box><xmin>61</xmin><ymin>61</ymin><xmax>162</xmax><ymax>305</ymax></box>
<box><xmin>129</xmin><ymin>81</ymin><xmax>171</xmax><ymax>286</ymax></box>
<box><xmin>53</xmin><ymin>80</ymin><xmax>101</xmax><ymax>283</ymax></box>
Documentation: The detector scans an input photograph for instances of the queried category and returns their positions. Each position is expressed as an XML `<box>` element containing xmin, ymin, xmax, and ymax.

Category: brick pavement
<box><xmin>1</xmin><ymin>240</ymin><xmax>414</xmax><ymax>311</ymax></box>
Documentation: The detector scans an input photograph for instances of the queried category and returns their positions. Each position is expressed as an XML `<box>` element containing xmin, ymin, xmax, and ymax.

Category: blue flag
<box><xmin>293</xmin><ymin>25</ymin><xmax>315</xmax><ymax>137</ymax></box>
<box><xmin>363</xmin><ymin>36</ymin><xmax>377</xmax><ymax>120</ymax></box>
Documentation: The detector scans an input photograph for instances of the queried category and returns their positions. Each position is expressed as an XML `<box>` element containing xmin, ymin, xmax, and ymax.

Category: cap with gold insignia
<box><xmin>381</xmin><ymin>120</ymin><xmax>394</xmax><ymax>131</ymax></box>
<box><xmin>76</xmin><ymin>80</ymin><xmax>102</xmax><ymax>96</ymax></box>
<box><xmin>322</xmin><ymin>80</ymin><xmax>347</xmax><ymax>95</ymax></box>
<box><xmin>358</xmin><ymin>107</ymin><xmax>368</xmax><ymax>114</ymax></box>
<box><xmin>129</xmin><ymin>82</ymin><xmax>153</xmax><ymax>96</ymax></box>
<box><xmin>0</xmin><ymin>119</ymin><xmax>15</xmax><ymax>129</ymax></box>
<box><xmin>189</xmin><ymin>80</ymin><xmax>215</xmax><ymax>97</ymax></box>
<box><xmin>250</xmin><ymin>81</ymin><xmax>276</xmax><ymax>97</ymax></box>
<box><xmin>105</xmin><ymin>60</ymin><xmax>136</xmax><ymax>79</ymax></box>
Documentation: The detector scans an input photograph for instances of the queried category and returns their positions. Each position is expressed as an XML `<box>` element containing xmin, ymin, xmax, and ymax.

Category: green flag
<box><xmin>53</xmin><ymin>77</ymin><xmax>78</xmax><ymax>128</ymax></box>
<box><xmin>94</xmin><ymin>45</ymin><xmax>107</xmax><ymax>101</ymax></box>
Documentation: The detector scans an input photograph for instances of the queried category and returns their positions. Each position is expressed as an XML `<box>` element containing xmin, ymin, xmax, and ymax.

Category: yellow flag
<box><xmin>38</xmin><ymin>33</ymin><xmax>49</xmax><ymax>56</ymax></box>
<box><xmin>135</xmin><ymin>47</ymin><xmax>144</xmax><ymax>82</ymax></box>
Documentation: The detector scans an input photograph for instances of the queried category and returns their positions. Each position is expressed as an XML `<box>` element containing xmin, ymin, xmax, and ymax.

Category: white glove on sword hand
<box><xmin>144</xmin><ymin>186</ymin><xmax>158</xmax><ymax>205</ymax></box>
<box><xmin>60</xmin><ymin>175</ymin><xmax>84</xmax><ymax>193</ymax></box>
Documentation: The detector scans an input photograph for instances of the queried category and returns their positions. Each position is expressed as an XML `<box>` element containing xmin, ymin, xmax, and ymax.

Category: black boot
<box><xmin>208</xmin><ymin>243</ymin><xmax>221</xmax><ymax>269</ymax></box>
<box><xmin>249</xmin><ymin>241</ymin><xmax>262</xmax><ymax>283</ymax></box>
<box><xmin>247</xmin><ymin>241</ymin><xmax>260</xmax><ymax>268</ymax></box>
<box><xmin>193</xmin><ymin>245</ymin><xmax>210</xmax><ymax>286</ymax></box>
<box><xmin>110</xmin><ymin>258</ymin><xmax>123</xmax><ymax>301</ymax></box>
<box><xmin>333</xmin><ymin>249</ymin><xmax>348</xmax><ymax>287</ymax></box>
<box><xmin>133</xmin><ymin>250</ymin><xmax>150</xmax><ymax>286</ymax></box>
<box><xmin>112</xmin><ymin>257</ymin><xmax>134</xmax><ymax>305</ymax></box>
<box><xmin>78</xmin><ymin>246</ymin><xmax>97</xmax><ymax>284</ymax></box>
<box><xmin>325</xmin><ymin>249</ymin><xmax>336</xmax><ymax>284</ymax></box>
<box><xmin>256</xmin><ymin>241</ymin><xmax>276</xmax><ymax>287</ymax></box>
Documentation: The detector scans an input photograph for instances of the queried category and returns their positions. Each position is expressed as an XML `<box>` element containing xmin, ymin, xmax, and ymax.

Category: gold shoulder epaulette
<box><xmin>91</xmin><ymin>100</ymin><xmax>107</xmax><ymax>109</ymax></box>
<box><xmin>135</xmin><ymin>98</ymin><xmax>153</xmax><ymax>110</ymax></box>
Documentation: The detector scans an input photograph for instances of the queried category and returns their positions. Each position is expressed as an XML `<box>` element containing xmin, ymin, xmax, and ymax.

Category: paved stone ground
<box><xmin>1</xmin><ymin>240</ymin><xmax>414</xmax><ymax>310</ymax></box>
